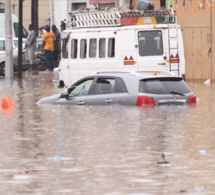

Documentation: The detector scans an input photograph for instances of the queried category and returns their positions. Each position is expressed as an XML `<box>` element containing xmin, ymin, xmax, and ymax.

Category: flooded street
<box><xmin>0</xmin><ymin>73</ymin><xmax>215</xmax><ymax>194</ymax></box>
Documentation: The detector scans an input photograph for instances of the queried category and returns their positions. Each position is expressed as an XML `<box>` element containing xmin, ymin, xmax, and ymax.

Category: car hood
<box><xmin>37</xmin><ymin>94</ymin><xmax>61</xmax><ymax>105</ymax></box>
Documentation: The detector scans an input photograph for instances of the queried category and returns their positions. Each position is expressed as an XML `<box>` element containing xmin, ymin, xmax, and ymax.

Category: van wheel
<box><xmin>0</xmin><ymin>62</ymin><xmax>5</xmax><ymax>76</ymax></box>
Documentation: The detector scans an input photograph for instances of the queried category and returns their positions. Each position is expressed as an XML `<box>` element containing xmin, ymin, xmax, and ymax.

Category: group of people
<box><xmin>25</xmin><ymin>24</ymin><xmax>61</xmax><ymax>71</ymax></box>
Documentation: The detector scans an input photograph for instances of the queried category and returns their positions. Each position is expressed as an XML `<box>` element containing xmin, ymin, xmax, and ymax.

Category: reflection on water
<box><xmin>0</xmin><ymin>76</ymin><xmax>215</xmax><ymax>194</ymax></box>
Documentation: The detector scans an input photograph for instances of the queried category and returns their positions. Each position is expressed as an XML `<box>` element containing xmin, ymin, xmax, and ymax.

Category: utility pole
<box><xmin>210</xmin><ymin>1</ymin><xmax>213</xmax><ymax>81</ymax></box>
<box><xmin>31</xmin><ymin>0</ymin><xmax>38</xmax><ymax>36</ymax></box>
<box><xmin>5</xmin><ymin>0</ymin><xmax>14</xmax><ymax>78</ymax></box>
<box><xmin>18</xmin><ymin>0</ymin><xmax>23</xmax><ymax>79</ymax></box>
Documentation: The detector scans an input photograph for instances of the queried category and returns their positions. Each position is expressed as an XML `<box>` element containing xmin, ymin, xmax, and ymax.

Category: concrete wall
<box><xmin>50</xmin><ymin>1</ymin><xmax>67</xmax><ymax>31</ymax></box>
<box><xmin>11</xmin><ymin>0</ymin><xmax>50</xmax><ymax>31</ymax></box>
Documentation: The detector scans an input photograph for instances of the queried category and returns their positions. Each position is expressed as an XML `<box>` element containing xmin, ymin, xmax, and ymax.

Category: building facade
<box><xmin>11</xmin><ymin>0</ymin><xmax>50</xmax><ymax>32</ymax></box>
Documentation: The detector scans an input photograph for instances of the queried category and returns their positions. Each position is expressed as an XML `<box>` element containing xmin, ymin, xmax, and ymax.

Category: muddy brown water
<box><xmin>0</xmin><ymin>74</ymin><xmax>215</xmax><ymax>194</ymax></box>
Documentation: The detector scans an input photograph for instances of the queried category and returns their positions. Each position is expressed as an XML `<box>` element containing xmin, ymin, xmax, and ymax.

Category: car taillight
<box><xmin>189</xmin><ymin>95</ymin><xmax>196</xmax><ymax>105</ymax></box>
<box><xmin>136</xmin><ymin>96</ymin><xmax>155</xmax><ymax>107</ymax></box>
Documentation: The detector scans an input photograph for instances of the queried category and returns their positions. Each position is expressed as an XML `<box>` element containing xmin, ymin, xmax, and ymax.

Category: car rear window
<box><xmin>139</xmin><ymin>77</ymin><xmax>192</xmax><ymax>94</ymax></box>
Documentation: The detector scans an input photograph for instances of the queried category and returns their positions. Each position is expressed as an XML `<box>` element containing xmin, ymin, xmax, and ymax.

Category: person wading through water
<box><xmin>42</xmin><ymin>25</ymin><xmax>56</xmax><ymax>71</ymax></box>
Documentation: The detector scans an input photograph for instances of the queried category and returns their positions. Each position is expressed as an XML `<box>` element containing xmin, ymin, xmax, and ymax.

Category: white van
<box><xmin>0</xmin><ymin>13</ymin><xmax>28</xmax><ymax>38</ymax></box>
<box><xmin>57</xmin><ymin>8</ymin><xmax>185</xmax><ymax>87</ymax></box>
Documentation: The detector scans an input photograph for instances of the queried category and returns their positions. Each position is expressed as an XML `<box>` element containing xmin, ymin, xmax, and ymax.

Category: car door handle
<box><xmin>105</xmin><ymin>99</ymin><xmax>112</xmax><ymax>103</ymax></box>
<box><xmin>77</xmin><ymin>101</ymin><xmax>85</xmax><ymax>105</ymax></box>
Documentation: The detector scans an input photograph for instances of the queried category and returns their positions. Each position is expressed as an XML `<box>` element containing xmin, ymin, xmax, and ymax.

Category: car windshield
<box><xmin>69</xmin><ymin>79</ymin><xmax>94</xmax><ymax>97</ymax></box>
<box><xmin>139</xmin><ymin>77</ymin><xmax>191</xmax><ymax>95</ymax></box>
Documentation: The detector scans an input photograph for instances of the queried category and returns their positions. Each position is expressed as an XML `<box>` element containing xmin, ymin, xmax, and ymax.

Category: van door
<box><xmin>136</xmin><ymin>30</ymin><xmax>167</xmax><ymax>71</ymax></box>
<box><xmin>120</xmin><ymin>30</ymin><xmax>138</xmax><ymax>71</ymax></box>
<box><xmin>59</xmin><ymin>33</ymin><xmax>71</xmax><ymax>86</ymax></box>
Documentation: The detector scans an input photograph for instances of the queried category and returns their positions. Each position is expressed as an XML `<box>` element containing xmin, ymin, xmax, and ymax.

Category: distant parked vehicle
<box><xmin>0</xmin><ymin>12</ymin><xmax>28</xmax><ymax>38</ymax></box>
<box><xmin>38</xmin><ymin>71</ymin><xmax>196</xmax><ymax>106</ymax></box>
<box><xmin>0</xmin><ymin>37</ymin><xmax>47</xmax><ymax>76</ymax></box>
<box><xmin>56</xmin><ymin>8</ymin><xmax>185</xmax><ymax>87</ymax></box>
<box><xmin>0</xmin><ymin>37</ymin><xmax>28</xmax><ymax>76</ymax></box>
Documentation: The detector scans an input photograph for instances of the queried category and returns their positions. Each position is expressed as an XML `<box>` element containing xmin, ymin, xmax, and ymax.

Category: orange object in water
<box><xmin>1</xmin><ymin>97</ymin><xmax>16</xmax><ymax>110</ymax></box>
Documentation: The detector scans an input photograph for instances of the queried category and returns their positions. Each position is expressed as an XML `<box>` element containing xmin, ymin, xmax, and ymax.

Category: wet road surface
<box><xmin>0</xmin><ymin>72</ymin><xmax>215</xmax><ymax>194</ymax></box>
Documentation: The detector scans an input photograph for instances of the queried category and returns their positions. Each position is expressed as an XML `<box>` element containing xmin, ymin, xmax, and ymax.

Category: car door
<box><xmin>114</xmin><ymin>77</ymin><xmax>132</xmax><ymax>105</ymax></box>
<box><xmin>65</xmin><ymin>78</ymin><xmax>95</xmax><ymax>105</ymax></box>
<box><xmin>86</xmin><ymin>77</ymin><xmax>116</xmax><ymax>105</ymax></box>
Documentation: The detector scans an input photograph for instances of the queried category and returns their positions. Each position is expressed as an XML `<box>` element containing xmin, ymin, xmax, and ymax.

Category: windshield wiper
<box><xmin>170</xmin><ymin>91</ymin><xmax>185</xmax><ymax>96</ymax></box>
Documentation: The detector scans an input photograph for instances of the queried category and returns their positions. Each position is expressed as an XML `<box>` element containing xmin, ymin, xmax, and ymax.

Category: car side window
<box><xmin>68</xmin><ymin>79</ymin><xmax>94</xmax><ymax>97</ymax></box>
<box><xmin>92</xmin><ymin>78</ymin><xmax>115</xmax><ymax>95</ymax></box>
<box><xmin>115</xmin><ymin>78</ymin><xmax>128</xmax><ymax>93</ymax></box>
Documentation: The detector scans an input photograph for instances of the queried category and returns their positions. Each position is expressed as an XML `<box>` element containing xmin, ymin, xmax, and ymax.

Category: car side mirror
<box><xmin>60</xmin><ymin>91</ymin><xmax>69</xmax><ymax>99</ymax></box>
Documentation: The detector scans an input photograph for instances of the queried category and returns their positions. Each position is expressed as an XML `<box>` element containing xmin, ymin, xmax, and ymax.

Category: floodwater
<box><xmin>0</xmin><ymin>73</ymin><xmax>215</xmax><ymax>194</ymax></box>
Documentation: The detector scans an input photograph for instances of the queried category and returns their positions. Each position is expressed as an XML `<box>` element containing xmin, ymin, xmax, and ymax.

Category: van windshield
<box><xmin>138</xmin><ymin>30</ymin><xmax>163</xmax><ymax>56</ymax></box>
<box><xmin>13</xmin><ymin>23</ymin><xmax>28</xmax><ymax>38</ymax></box>
<box><xmin>139</xmin><ymin>78</ymin><xmax>191</xmax><ymax>94</ymax></box>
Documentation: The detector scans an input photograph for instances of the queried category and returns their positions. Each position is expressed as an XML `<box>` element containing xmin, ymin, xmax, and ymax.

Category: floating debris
<box><xmin>157</xmin><ymin>153</ymin><xmax>170</xmax><ymax>164</ymax></box>
<box><xmin>199</xmin><ymin>150</ymin><xmax>208</xmax><ymax>154</ymax></box>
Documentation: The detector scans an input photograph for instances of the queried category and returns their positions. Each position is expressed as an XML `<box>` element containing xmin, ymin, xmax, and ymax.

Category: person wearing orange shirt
<box><xmin>42</xmin><ymin>25</ymin><xmax>56</xmax><ymax>71</ymax></box>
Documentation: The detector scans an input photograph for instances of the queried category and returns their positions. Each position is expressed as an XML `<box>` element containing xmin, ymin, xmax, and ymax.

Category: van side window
<box><xmin>62</xmin><ymin>39</ymin><xmax>68</xmax><ymax>59</ymax></box>
<box><xmin>108</xmin><ymin>38</ymin><xmax>115</xmax><ymax>58</ymax></box>
<box><xmin>80</xmin><ymin>39</ymin><xmax>87</xmax><ymax>59</ymax></box>
<box><xmin>71</xmin><ymin>39</ymin><xmax>78</xmax><ymax>59</ymax></box>
<box><xmin>138</xmin><ymin>30</ymin><xmax>163</xmax><ymax>56</ymax></box>
<box><xmin>99</xmin><ymin>38</ymin><xmax>106</xmax><ymax>58</ymax></box>
<box><xmin>89</xmin><ymin>39</ymin><xmax>97</xmax><ymax>58</ymax></box>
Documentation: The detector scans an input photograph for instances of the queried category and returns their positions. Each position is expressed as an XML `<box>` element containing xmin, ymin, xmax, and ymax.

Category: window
<box><xmin>197</xmin><ymin>0</ymin><xmax>205</xmax><ymax>9</ymax></box>
<box><xmin>183</xmin><ymin>0</ymin><xmax>185</xmax><ymax>10</ymax></box>
<box><xmin>175</xmin><ymin>0</ymin><xmax>178</xmax><ymax>8</ymax></box>
<box><xmin>138</xmin><ymin>30</ymin><xmax>163</xmax><ymax>56</ymax></box>
<box><xmin>62</xmin><ymin>39</ymin><xmax>68</xmax><ymax>59</ymax></box>
<box><xmin>92</xmin><ymin>78</ymin><xmax>115</xmax><ymax>95</ymax></box>
<box><xmin>13</xmin><ymin>40</ymin><xmax>18</xmax><ymax>48</ymax></box>
<box><xmin>0</xmin><ymin>40</ymin><xmax>5</xmax><ymax>51</ymax></box>
<box><xmin>99</xmin><ymin>38</ymin><xmax>106</xmax><ymax>58</ymax></box>
<box><xmin>108</xmin><ymin>38</ymin><xmax>115</xmax><ymax>57</ymax></box>
<box><xmin>189</xmin><ymin>0</ymin><xmax>192</xmax><ymax>8</ymax></box>
<box><xmin>80</xmin><ymin>39</ymin><xmax>87</xmax><ymax>59</ymax></box>
<box><xmin>68</xmin><ymin>79</ymin><xmax>94</xmax><ymax>97</ymax></box>
<box><xmin>89</xmin><ymin>39</ymin><xmax>97</xmax><ymax>58</ymax></box>
<box><xmin>116</xmin><ymin>78</ymin><xmax>128</xmax><ymax>93</ymax></box>
<box><xmin>13</xmin><ymin>23</ymin><xmax>28</xmax><ymax>38</ymax></box>
<box><xmin>139</xmin><ymin>78</ymin><xmax>191</xmax><ymax>94</ymax></box>
<box><xmin>35</xmin><ymin>40</ymin><xmax>43</xmax><ymax>53</ymax></box>
<box><xmin>71</xmin><ymin>39</ymin><xmax>78</xmax><ymax>59</ymax></box>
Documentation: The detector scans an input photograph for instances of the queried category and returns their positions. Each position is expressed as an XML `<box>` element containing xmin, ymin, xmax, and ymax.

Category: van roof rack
<box><xmin>67</xmin><ymin>8</ymin><xmax>176</xmax><ymax>29</ymax></box>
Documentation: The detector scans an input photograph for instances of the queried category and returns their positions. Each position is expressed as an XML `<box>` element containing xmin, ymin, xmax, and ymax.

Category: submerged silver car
<box><xmin>37</xmin><ymin>71</ymin><xmax>196</xmax><ymax>106</ymax></box>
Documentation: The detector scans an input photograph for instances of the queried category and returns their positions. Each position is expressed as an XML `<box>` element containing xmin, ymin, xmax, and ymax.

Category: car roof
<box><xmin>89</xmin><ymin>71</ymin><xmax>180</xmax><ymax>79</ymax></box>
